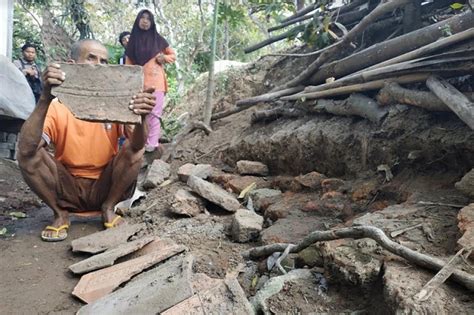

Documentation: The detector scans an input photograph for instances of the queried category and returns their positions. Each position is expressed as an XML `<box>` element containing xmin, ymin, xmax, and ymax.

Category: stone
<box><xmin>69</xmin><ymin>236</ymin><xmax>154</xmax><ymax>274</ymax></box>
<box><xmin>187</xmin><ymin>175</ymin><xmax>240</xmax><ymax>212</ymax></box>
<box><xmin>231</xmin><ymin>209</ymin><xmax>264</xmax><ymax>242</ymax></box>
<box><xmin>294</xmin><ymin>171</ymin><xmax>325</xmax><ymax>190</ymax></box>
<box><xmin>127</xmin><ymin>238</ymin><xmax>179</xmax><ymax>259</ymax></box>
<box><xmin>248</xmin><ymin>188</ymin><xmax>282</xmax><ymax>212</ymax></box>
<box><xmin>177</xmin><ymin>163</ymin><xmax>214</xmax><ymax>182</ymax></box>
<box><xmin>296</xmin><ymin>245</ymin><xmax>324</xmax><ymax>268</ymax></box>
<box><xmin>170</xmin><ymin>189</ymin><xmax>206</xmax><ymax>217</ymax></box>
<box><xmin>351</xmin><ymin>180</ymin><xmax>378</xmax><ymax>202</ymax></box>
<box><xmin>271</xmin><ymin>175</ymin><xmax>303</xmax><ymax>192</ymax></box>
<box><xmin>72</xmin><ymin>244</ymin><xmax>187</xmax><ymax>304</ymax></box>
<box><xmin>321</xmin><ymin>178</ymin><xmax>346</xmax><ymax>193</ymax></box>
<box><xmin>227</xmin><ymin>175</ymin><xmax>270</xmax><ymax>194</ymax></box>
<box><xmin>162</xmin><ymin>277</ymin><xmax>253</xmax><ymax>315</ymax></box>
<box><xmin>455</xmin><ymin>169</ymin><xmax>474</xmax><ymax>198</ymax></box>
<box><xmin>457</xmin><ymin>203</ymin><xmax>474</xmax><ymax>251</ymax></box>
<box><xmin>77</xmin><ymin>255</ymin><xmax>193</xmax><ymax>314</ymax></box>
<box><xmin>261</xmin><ymin>214</ymin><xmax>327</xmax><ymax>245</ymax></box>
<box><xmin>71</xmin><ymin>223</ymin><xmax>146</xmax><ymax>254</ymax></box>
<box><xmin>51</xmin><ymin>64</ymin><xmax>143</xmax><ymax>124</ymax></box>
<box><xmin>142</xmin><ymin>159</ymin><xmax>170</xmax><ymax>189</ymax></box>
<box><xmin>236</xmin><ymin>160</ymin><xmax>269</xmax><ymax>176</ymax></box>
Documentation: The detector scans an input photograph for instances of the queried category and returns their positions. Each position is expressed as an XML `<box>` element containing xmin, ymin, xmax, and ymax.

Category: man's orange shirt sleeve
<box><xmin>43</xmin><ymin>100</ymin><xmax>60</xmax><ymax>144</ymax></box>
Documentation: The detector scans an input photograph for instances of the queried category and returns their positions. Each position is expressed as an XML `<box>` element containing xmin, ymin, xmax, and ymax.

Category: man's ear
<box><xmin>67</xmin><ymin>59</ymin><xmax>75</xmax><ymax>64</ymax></box>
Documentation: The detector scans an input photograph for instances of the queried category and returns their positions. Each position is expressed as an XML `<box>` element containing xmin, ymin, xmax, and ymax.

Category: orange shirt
<box><xmin>126</xmin><ymin>46</ymin><xmax>176</xmax><ymax>92</ymax></box>
<box><xmin>43</xmin><ymin>99</ymin><xmax>123</xmax><ymax>179</ymax></box>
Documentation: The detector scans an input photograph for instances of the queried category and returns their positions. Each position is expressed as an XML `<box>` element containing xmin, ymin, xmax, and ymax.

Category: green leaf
<box><xmin>10</xmin><ymin>211</ymin><xmax>27</xmax><ymax>219</ymax></box>
<box><xmin>0</xmin><ymin>227</ymin><xmax>7</xmax><ymax>235</ymax></box>
<box><xmin>450</xmin><ymin>3</ymin><xmax>464</xmax><ymax>9</ymax></box>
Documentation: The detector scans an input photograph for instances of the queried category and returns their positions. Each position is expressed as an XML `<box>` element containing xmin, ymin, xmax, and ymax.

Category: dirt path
<box><xmin>0</xmin><ymin>206</ymin><xmax>104</xmax><ymax>314</ymax></box>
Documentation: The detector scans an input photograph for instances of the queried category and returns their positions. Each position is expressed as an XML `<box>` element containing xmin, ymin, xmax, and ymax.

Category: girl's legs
<box><xmin>145</xmin><ymin>91</ymin><xmax>165</xmax><ymax>151</ymax></box>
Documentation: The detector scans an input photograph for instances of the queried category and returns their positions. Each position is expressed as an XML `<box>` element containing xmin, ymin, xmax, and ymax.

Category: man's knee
<box><xmin>120</xmin><ymin>142</ymin><xmax>145</xmax><ymax>165</ymax></box>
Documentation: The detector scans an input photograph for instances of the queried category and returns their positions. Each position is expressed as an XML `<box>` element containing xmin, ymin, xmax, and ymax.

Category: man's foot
<box><xmin>41</xmin><ymin>215</ymin><xmax>70</xmax><ymax>242</ymax></box>
<box><xmin>103</xmin><ymin>209</ymin><xmax>126</xmax><ymax>229</ymax></box>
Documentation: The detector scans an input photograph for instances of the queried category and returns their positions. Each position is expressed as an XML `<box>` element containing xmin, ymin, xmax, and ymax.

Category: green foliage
<box><xmin>12</xmin><ymin>3</ymin><xmax>45</xmax><ymax>65</ymax></box>
<box><xmin>218</xmin><ymin>3</ymin><xmax>245</xmax><ymax>27</ymax></box>
<box><xmin>105</xmin><ymin>44</ymin><xmax>123</xmax><ymax>65</ymax></box>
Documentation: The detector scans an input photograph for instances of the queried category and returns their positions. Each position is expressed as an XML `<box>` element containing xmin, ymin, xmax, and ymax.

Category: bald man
<box><xmin>17</xmin><ymin>39</ymin><xmax>155</xmax><ymax>241</ymax></box>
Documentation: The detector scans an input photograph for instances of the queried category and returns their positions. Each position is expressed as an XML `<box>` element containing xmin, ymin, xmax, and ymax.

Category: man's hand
<box><xmin>41</xmin><ymin>64</ymin><xmax>66</xmax><ymax>99</ymax></box>
<box><xmin>24</xmin><ymin>68</ymin><xmax>37</xmax><ymax>77</ymax></box>
<box><xmin>128</xmin><ymin>87</ymin><xmax>156</xmax><ymax>117</ymax></box>
<box><xmin>155</xmin><ymin>53</ymin><xmax>165</xmax><ymax>64</ymax></box>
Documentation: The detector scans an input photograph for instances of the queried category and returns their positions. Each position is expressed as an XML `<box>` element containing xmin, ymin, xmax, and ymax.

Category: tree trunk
<box><xmin>427</xmin><ymin>75</ymin><xmax>474</xmax><ymax>130</ymax></box>
<box><xmin>377</xmin><ymin>82</ymin><xmax>449</xmax><ymax>111</ymax></box>
<box><xmin>403</xmin><ymin>0</ymin><xmax>422</xmax><ymax>33</ymax></box>
<box><xmin>203</xmin><ymin>0</ymin><xmax>219</xmax><ymax>126</ymax></box>
<box><xmin>224</xmin><ymin>20</ymin><xmax>229</xmax><ymax>60</ymax></box>
<box><xmin>41</xmin><ymin>8</ymin><xmax>73</xmax><ymax>62</ymax></box>
<box><xmin>308</xmin><ymin>12</ymin><xmax>474</xmax><ymax>85</ymax></box>
<box><xmin>296</xmin><ymin>0</ymin><xmax>305</xmax><ymax>11</ymax></box>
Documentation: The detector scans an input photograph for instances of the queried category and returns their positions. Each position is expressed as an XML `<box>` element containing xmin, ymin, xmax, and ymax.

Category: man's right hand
<box><xmin>41</xmin><ymin>63</ymin><xmax>66</xmax><ymax>99</ymax></box>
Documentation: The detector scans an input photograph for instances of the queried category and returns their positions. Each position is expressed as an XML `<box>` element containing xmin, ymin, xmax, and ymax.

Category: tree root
<box><xmin>251</xmin><ymin>107</ymin><xmax>306</xmax><ymax>124</ymax></box>
<box><xmin>243</xmin><ymin>225</ymin><xmax>474</xmax><ymax>291</ymax></box>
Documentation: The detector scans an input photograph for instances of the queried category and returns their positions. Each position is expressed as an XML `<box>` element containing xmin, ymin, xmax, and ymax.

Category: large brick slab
<box><xmin>71</xmin><ymin>223</ymin><xmax>146</xmax><ymax>254</ymax></box>
<box><xmin>77</xmin><ymin>255</ymin><xmax>194</xmax><ymax>314</ymax></box>
<box><xmin>69</xmin><ymin>236</ymin><xmax>154</xmax><ymax>274</ymax></box>
<box><xmin>187</xmin><ymin>175</ymin><xmax>240</xmax><ymax>212</ymax></box>
<box><xmin>51</xmin><ymin>64</ymin><xmax>143</xmax><ymax>124</ymax></box>
<box><xmin>72</xmin><ymin>243</ymin><xmax>186</xmax><ymax>303</ymax></box>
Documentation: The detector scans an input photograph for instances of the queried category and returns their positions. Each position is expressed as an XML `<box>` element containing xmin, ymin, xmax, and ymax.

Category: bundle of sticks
<box><xmin>232</xmin><ymin>0</ymin><xmax>474</xmax><ymax>129</ymax></box>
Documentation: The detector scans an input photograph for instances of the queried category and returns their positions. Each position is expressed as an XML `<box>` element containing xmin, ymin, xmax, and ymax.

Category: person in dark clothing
<box><xmin>118</xmin><ymin>31</ymin><xmax>131</xmax><ymax>65</ymax></box>
<box><xmin>14</xmin><ymin>43</ymin><xmax>43</xmax><ymax>103</ymax></box>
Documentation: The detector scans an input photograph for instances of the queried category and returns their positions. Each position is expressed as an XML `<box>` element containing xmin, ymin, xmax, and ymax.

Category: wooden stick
<box><xmin>427</xmin><ymin>75</ymin><xmax>474</xmax><ymax>130</ymax></box>
<box><xmin>282</xmin><ymin>73</ymin><xmax>432</xmax><ymax>101</ymax></box>
<box><xmin>280</xmin><ymin>3</ymin><xmax>317</xmax><ymax>24</ymax></box>
<box><xmin>244</xmin><ymin>24</ymin><xmax>306</xmax><ymax>54</ymax></box>
<box><xmin>268</xmin><ymin>14</ymin><xmax>314</xmax><ymax>33</ymax></box>
<box><xmin>242</xmin><ymin>225</ymin><xmax>474</xmax><ymax>291</ymax></box>
<box><xmin>273</xmin><ymin>0</ymin><xmax>411</xmax><ymax>90</ymax></box>
<box><xmin>415</xmin><ymin>248</ymin><xmax>468</xmax><ymax>302</ymax></box>
<box><xmin>235</xmin><ymin>86</ymin><xmax>304</xmax><ymax>108</ymax></box>
<box><xmin>364</xmin><ymin>28</ymin><xmax>474</xmax><ymax>72</ymax></box>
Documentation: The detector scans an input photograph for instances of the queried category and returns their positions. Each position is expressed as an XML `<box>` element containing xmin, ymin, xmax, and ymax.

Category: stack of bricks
<box><xmin>0</xmin><ymin>132</ymin><xmax>17</xmax><ymax>159</ymax></box>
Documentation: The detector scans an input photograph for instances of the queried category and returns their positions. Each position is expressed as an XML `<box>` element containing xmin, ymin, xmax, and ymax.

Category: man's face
<box><xmin>76</xmin><ymin>41</ymin><xmax>109</xmax><ymax>65</ymax></box>
<box><xmin>121</xmin><ymin>35</ymin><xmax>130</xmax><ymax>48</ymax></box>
<box><xmin>22</xmin><ymin>47</ymin><xmax>36</xmax><ymax>62</ymax></box>
<box><xmin>138</xmin><ymin>13</ymin><xmax>151</xmax><ymax>31</ymax></box>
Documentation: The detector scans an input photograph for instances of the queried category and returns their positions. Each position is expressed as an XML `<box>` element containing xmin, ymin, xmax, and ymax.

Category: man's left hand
<box><xmin>129</xmin><ymin>87</ymin><xmax>156</xmax><ymax>117</ymax></box>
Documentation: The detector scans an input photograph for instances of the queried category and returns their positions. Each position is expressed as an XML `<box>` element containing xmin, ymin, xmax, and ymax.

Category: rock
<box><xmin>250</xmin><ymin>269</ymin><xmax>313</xmax><ymax>313</ymax></box>
<box><xmin>69</xmin><ymin>236</ymin><xmax>154</xmax><ymax>274</ymax></box>
<box><xmin>457</xmin><ymin>203</ymin><xmax>474</xmax><ymax>251</ymax></box>
<box><xmin>72</xmin><ymin>243</ymin><xmax>187</xmax><ymax>304</ymax></box>
<box><xmin>248</xmin><ymin>188</ymin><xmax>282</xmax><ymax>212</ymax></box>
<box><xmin>127</xmin><ymin>238</ymin><xmax>179</xmax><ymax>259</ymax></box>
<box><xmin>261</xmin><ymin>214</ymin><xmax>327</xmax><ymax>245</ymax></box>
<box><xmin>177</xmin><ymin>163</ymin><xmax>214</xmax><ymax>182</ymax></box>
<box><xmin>320</xmin><ymin>239</ymin><xmax>382</xmax><ymax>287</ymax></box>
<box><xmin>236</xmin><ymin>160</ymin><xmax>269</xmax><ymax>176</ymax></box>
<box><xmin>187</xmin><ymin>175</ymin><xmax>240</xmax><ymax>212</ymax></box>
<box><xmin>321</xmin><ymin>178</ymin><xmax>346</xmax><ymax>193</ymax></box>
<box><xmin>227</xmin><ymin>175</ymin><xmax>270</xmax><ymax>194</ymax></box>
<box><xmin>231</xmin><ymin>209</ymin><xmax>264</xmax><ymax>242</ymax></box>
<box><xmin>351</xmin><ymin>180</ymin><xmax>378</xmax><ymax>202</ymax></box>
<box><xmin>51</xmin><ymin>64</ymin><xmax>143</xmax><ymax>124</ymax></box>
<box><xmin>296</xmin><ymin>245</ymin><xmax>324</xmax><ymax>268</ymax></box>
<box><xmin>271</xmin><ymin>175</ymin><xmax>303</xmax><ymax>192</ymax></box>
<box><xmin>455</xmin><ymin>169</ymin><xmax>474</xmax><ymax>198</ymax></box>
<box><xmin>162</xmin><ymin>277</ymin><xmax>253</xmax><ymax>315</ymax></box>
<box><xmin>170</xmin><ymin>189</ymin><xmax>206</xmax><ymax>217</ymax></box>
<box><xmin>77</xmin><ymin>255</ymin><xmax>194</xmax><ymax>314</ymax></box>
<box><xmin>142</xmin><ymin>159</ymin><xmax>170</xmax><ymax>189</ymax></box>
<box><xmin>294</xmin><ymin>171</ymin><xmax>326</xmax><ymax>190</ymax></box>
<box><xmin>71</xmin><ymin>223</ymin><xmax>146</xmax><ymax>254</ymax></box>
